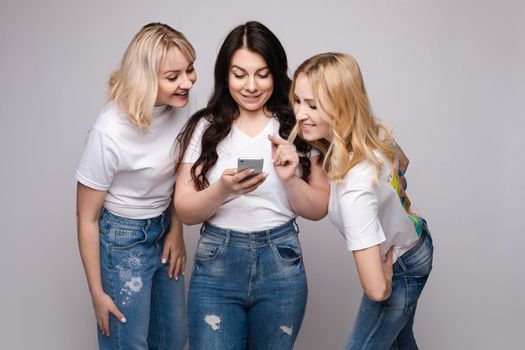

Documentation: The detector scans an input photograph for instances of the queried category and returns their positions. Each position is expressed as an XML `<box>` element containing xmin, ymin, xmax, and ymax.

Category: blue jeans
<box><xmin>187</xmin><ymin>220</ymin><xmax>308</xmax><ymax>350</ymax></box>
<box><xmin>98</xmin><ymin>207</ymin><xmax>186</xmax><ymax>350</ymax></box>
<box><xmin>346</xmin><ymin>224</ymin><xmax>434</xmax><ymax>350</ymax></box>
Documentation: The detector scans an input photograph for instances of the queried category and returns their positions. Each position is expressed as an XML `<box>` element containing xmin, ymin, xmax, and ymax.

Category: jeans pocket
<box><xmin>194</xmin><ymin>236</ymin><xmax>224</xmax><ymax>262</ymax></box>
<box><xmin>272</xmin><ymin>233</ymin><xmax>303</xmax><ymax>263</ymax></box>
<box><xmin>109</xmin><ymin>227</ymin><xmax>148</xmax><ymax>251</ymax></box>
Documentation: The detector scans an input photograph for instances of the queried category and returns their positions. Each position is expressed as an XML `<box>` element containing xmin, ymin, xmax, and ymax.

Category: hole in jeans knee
<box><xmin>204</xmin><ymin>315</ymin><xmax>221</xmax><ymax>330</ymax></box>
<box><xmin>280</xmin><ymin>325</ymin><xmax>293</xmax><ymax>336</ymax></box>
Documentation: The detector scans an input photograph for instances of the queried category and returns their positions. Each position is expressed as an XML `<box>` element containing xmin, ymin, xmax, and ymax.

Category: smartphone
<box><xmin>237</xmin><ymin>157</ymin><xmax>264</xmax><ymax>180</ymax></box>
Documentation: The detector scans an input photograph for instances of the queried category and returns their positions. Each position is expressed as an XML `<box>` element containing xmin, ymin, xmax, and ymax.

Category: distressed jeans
<box><xmin>98</xmin><ymin>207</ymin><xmax>187</xmax><ymax>350</ymax></box>
<box><xmin>187</xmin><ymin>220</ymin><xmax>308</xmax><ymax>350</ymax></box>
<box><xmin>346</xmin><ymin>223</ymin><xmax>434</xmax><ymax>350</ymax></box>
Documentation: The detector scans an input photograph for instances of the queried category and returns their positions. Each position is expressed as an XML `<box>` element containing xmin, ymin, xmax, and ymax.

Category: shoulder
<box><xmin>191</xmin><ymin>115</ymin><xmax>211</xmax><ymax>136</ymax></box>
<box><xmin>91</xmin><ymin>102</ymin><xmax>132</xmax><ymax>136</ymax></box>
<box><xmin>342</xmin><ymin>158</ymin><xmax>376</xmax><ymax>188</ymax></box>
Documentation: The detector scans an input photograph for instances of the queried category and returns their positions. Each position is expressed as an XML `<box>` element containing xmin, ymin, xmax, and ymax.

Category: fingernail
<box><xmin>120</xmin><ymin>317</ymin><xmax>127</xmax><ymax>323</ymax></box>
<box><xmin>169</xmin><ymin>274</ymin><xmax>173</xmax><ymax>279</ymax></box>
<box><xmin>175</xmin><ymin>275</ymin><xmax>179</xmax><ymax>281</ymax></box>
<box><xmin>161</xmin><ymin>258</ymin><xmax>167</xmax><ymax>264</ymax></box>
<box><xmin>182</xmin><ymin>271</ymin><xmax>185</xmax><ymax>276</ymax></box>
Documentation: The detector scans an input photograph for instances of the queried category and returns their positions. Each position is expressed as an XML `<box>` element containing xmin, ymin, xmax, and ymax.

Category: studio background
<box><xmin>1</xmin><ymin>0</ymin><xmax>523</xmax><ymax>349</ymax></box>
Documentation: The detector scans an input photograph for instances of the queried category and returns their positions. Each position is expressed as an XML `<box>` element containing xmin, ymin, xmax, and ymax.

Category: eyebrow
<box><xmin>294</xmin><ymin>94</ymin><xmax>315</xmax><ymax>102</ymax></box>
<box><xmin>230</xmin><ymin>65</ymin><xmax>269</xmax><ymax>73</ymax></box>
<box><xmin>163</xmin><ymin>63</ymin><xmax>194</xmax><ymax>75</ymax></box>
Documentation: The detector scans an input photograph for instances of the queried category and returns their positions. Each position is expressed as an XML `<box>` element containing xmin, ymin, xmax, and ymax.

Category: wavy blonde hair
<box><xmin>289</xmin><ymin>53</ymin><xmax>397</xmax><ymax>182</ymax></box>
<box><xmin>108</xmin><ymin>23</ymin><xmax>195</xmax><ymax>129</ymax></box>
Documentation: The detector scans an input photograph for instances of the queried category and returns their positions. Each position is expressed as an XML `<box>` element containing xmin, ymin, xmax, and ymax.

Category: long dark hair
<box><xmin>177</xmin><ymin>21</ymin><xmax>312</xmax><ymax>190</ymax></box>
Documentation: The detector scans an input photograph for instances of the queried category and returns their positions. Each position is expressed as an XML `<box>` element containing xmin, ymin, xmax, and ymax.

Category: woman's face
<box><xmin>228</xmin><ymin>48</ymin><xmax>274</xmax><ymax>115</ymax></box>
<box><xmin>155</xmin><ymin>48</ymin><xmax>197</xmax><ymax>108</ymax></box>
<box><xmin>292</xmin><ymin>73</ymin><xmax>332</xmax><ymax>141</ymax></box>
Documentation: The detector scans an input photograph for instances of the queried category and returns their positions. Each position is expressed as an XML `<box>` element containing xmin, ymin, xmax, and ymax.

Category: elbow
<box><xmin>174</xmin><ymin>200</ymin><xmax>204</xmax><ymax>226</ymax></box>
<box><xmin>174</xmin><ymin>208</ymin><xmax>198</xmax><ymax>226</ymax></box>
<box><xmin>305</xmin><ymin>208</ymin><xmax>328</xmax><ymax>221</ymax></box>
<box><xmin>364</xmin><ymin>284</ymin><xmax>391</xmax><ymax>302</ymax></box>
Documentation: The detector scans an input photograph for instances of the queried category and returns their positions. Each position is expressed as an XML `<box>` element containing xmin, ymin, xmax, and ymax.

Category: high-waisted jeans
<box><xmin>97</xmin><ymin>207</ymin><xmax>186</xmax><ymax>350</ymax></box>
<box><xmin>346</xmin><ymin>223</ymin><xmax>434</xmax><ymax>350</ymax></box>
<box><xmin>188</xmin><ymin>220</ymin><xmax>308</xmax><ymax>350</ymax></box>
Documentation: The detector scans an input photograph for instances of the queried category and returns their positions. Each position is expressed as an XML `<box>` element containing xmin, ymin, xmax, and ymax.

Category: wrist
<box><xmin>90</xmin><ymin>287</ymin><xmax>106</xmax><ymax>299</ymax></box>
<box><xmin>282</xmin><ymin>173</ymin><xmax>300</xmax><ymax>186</ymax></box>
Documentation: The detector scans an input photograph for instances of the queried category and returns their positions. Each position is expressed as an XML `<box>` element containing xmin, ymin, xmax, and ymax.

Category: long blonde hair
<box><xmin>290</xmin><ymin>53</ymin><xmax>397</xmax><ymax>181</ymax></box>
<box><xmin>108</xmin><ymin>23</ymin><xmax>195</xmax><ymax>129</ymax></box>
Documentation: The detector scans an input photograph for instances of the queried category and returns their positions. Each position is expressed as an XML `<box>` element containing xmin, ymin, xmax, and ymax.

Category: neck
<box><xmin>237</xmin><ymin>107</ymin><xmax>272</xmax><ymax>122</ymax></box>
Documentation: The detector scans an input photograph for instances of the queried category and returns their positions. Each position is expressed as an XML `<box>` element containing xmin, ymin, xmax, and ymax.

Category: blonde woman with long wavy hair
<box><xmin>76</xmin><ymin>23</ymin><xmax>196</xmax><ymax>350</ymax></box>
<box><xmin>283</xmin><ymin>52</ymin><xmax>433</xmax><ymax>349</ymax></box>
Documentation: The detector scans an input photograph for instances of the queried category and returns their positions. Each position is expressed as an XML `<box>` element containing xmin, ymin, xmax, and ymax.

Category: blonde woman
<box><xmin>76</xmin><ymin>23</ymin><xmax>196</xmax><ymax>350</ymax></box>
<box><xmin>283</xmin><ymin>53</ymin><xmax>433</xmax><ymax>349</ymax></box>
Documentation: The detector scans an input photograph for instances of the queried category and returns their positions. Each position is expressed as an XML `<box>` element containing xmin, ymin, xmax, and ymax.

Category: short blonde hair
<box><xmin>290</xmin><ymin>53</ymin><xmax>397</xmax><ymax>182</ymax></box>
<box><xmin>108</xmin><ymin>23</ymin><xmax>195</xmax><ymax>129</ymax></box>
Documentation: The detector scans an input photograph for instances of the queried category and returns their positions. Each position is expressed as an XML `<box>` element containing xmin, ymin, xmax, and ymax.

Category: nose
<box><xmin>295</xmin><ymin>103</ymin><xmax>308</xmax><ymax>121</ymax></box>
<box><xmin>245</xmin><ymin>76</ymin><xmax>257</xmax><ymax>92</ymax></box>
<box><xmin>180</xmin><ymin>73</ymin><xmax>195</xmax><ymax>89</ymax></box>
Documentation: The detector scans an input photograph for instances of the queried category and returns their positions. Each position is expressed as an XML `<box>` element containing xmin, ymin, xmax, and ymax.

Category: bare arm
<box><xmin>161</xmin><ymin>201</ymin><xmax>186</xmax><ymax>279</ymax></box>
<box><xmin>269</xmin><ymin>135</ymin><xmax>329</xmax><ymax>220</ymax></box>
<box><xmin>353</xmin><ymin>245</ymin><xmax>394</xmax><ymax>301</ymax></box>
<box><xmin>281</xmin><ymin>156</ymin><xmax>329</xmax><ymax>220</ymax></box>
<box><xmin>76</xmin><ymin>183</ymin><xmax>125</xmax><ymax>336</ymax></box>
<box><xmin>174</xmin><ymin>163</ymin><xmax>267</xmax><ymax>225</ymax></box>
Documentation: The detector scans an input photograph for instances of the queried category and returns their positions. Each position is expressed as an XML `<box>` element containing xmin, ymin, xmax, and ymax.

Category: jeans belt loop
<box><xmin>292</xmin><ymin>218</ymin><xmax>299</xmax><ymax>233</ymax></box>
<box><xmin>265</xmin><ymin>229</ymin><xmax>273</xmax><ymax>247</ymax></box>
<box><xmin>397</xmin><ymin>255</ymin><xmax>408</xmax><ymax>272</ymax></box>
<box><xmin>225</xmin><ymin>230</ymin><xmax>231</xmax><ymax>248</ymax></box>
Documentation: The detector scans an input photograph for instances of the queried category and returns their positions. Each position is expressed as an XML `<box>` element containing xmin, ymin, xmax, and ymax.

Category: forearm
<box><xmin>283</xmin><ymin>176</ymin><xmax>328</xmax><ymax>220</ymax></box>
<box><xmin>77</xmin><ymin>219</ymin><xmax>104</xmax><ymax>298</ymax></box>
<box><xmin>174</xmin><ymin>181</ymin><xmax>230</xmax><ymax>225</ymax></box>
<box><xmin>354</xmin><ymin>245</ymin><xmax>393</xmax><ymax>302</ymax></box>
<box><xmin>167</xmin><ymin>205</ymin><xmax>183</xmax><ymax>237</ymax></box>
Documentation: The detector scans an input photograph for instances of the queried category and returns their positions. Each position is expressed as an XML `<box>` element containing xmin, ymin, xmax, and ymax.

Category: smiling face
<box><xmin>292</xmin><ymin>73</ymin><xmax>332</xmax><ymax>142</ymax></box>
<box><xmin>227</xmin><ymin>48</ymin><xmax>274</xmax><ymax>115</ymax></box>
<box><xmin>155</xmin><ymin>48</ymin><xmax>197</xmax><ymax>108</ymax></box>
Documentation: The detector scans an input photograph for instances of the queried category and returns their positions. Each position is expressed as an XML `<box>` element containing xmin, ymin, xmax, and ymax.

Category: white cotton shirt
<box><xmin>328</xmin><ymin>152</ymin><xmax>422</xmax><ymax>263</ymax></box>
<box><xmin>75</xmin><ymin>102</ymin><xmax>190</xmax><ymax>219</ymax></box>
<box><xmin>183</xmin><ymin>117</ymin><xmax>313</xmax><ymax>232</ymax></box>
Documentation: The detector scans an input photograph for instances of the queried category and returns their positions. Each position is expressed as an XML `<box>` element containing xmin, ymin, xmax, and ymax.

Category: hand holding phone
<box><xmin>237</xmin><ymin>157</ymin><xmax>264</xmax><ymax>180</ymax></box>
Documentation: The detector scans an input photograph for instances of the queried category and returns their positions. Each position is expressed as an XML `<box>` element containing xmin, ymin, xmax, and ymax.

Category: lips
<box><xmin>173</xmin><ymin>91</ymin><xmax>188</xmax><ymax>97</ymax></box>
<box><xmin>300</xmin><ymin>123</ymin><xmax>316</xmax><ymax>130</ymax></box>
<box><xmin>241</xmin><ymin>94</ymin><xmax>262</xmax><ymax>102</ymax></box>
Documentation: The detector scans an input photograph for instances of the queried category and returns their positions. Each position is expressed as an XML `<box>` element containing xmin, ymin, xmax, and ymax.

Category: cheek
<box><xmin>227</xmin><ymin>79</ymin><xmax>243</xmax><ymax>93</ymax></box>
<box><xmin>262</xmin><ymin>79</ymin><xmax>274</xmax><ymax>92</ymax></box>
<box><xmin>157</xmin><ymin>82</ymin><xmax>170</xmax><ymax>96</ymax></box>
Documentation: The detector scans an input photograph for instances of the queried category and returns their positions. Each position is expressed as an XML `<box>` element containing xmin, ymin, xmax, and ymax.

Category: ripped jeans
<box><xmin>98</xmin><ymin>207</ymin><xmax>186</xmax><ymax>350</ymax></box>
<box><xmin>187</xmin><ymin>220</ymin><xmax>308</xmax><ymax>350</ymax></box>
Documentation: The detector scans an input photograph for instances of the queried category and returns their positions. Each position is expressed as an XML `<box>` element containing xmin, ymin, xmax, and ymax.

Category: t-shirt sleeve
<box><xmin>338</xmin><ymin>185</ymin><xmax>386</xmax><ymax>251</ymax></box>
<box><xmin>75</xmin><ymin>128</ymin><xmax>119</xmax><ymax>191</ymax></box>
<box><xmin>181</xmin><ymin>118</ymin><xmax>208</xmax><ymax>164</ymax></box>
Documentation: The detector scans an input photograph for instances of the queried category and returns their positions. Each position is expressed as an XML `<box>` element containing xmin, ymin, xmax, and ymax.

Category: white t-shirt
<box><xmin>328</xmin><ymin>152</ymin><xmax>424</xmax><ymax>263</ymax></box>
<box><xmin>182</xmin><ymin>117</ymin><xmax>313</xmax><ymax>232</ymax></box>
<box><xmin>75</xmin><ymin>102</ymin><xmax>190</xmax><ymax>219</ymax></box>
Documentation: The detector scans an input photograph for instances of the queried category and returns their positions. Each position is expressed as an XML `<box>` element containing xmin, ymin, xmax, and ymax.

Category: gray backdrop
<box><xmin>1</xmin><ymin>0</ymin><xmax>524</xmax><ymax>349</ymax></box>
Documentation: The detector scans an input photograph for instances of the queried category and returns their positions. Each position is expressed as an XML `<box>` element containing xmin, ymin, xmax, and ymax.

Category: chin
<box><xmin>169</xmin><ymin>99</ymin><xmax>189</xmax><ymax>109</ymax></box>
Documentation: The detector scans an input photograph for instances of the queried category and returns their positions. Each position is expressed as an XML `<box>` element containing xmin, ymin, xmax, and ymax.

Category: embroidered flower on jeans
<box><xmin>125</xmin><ymin>277</ymin><xmax>143</xmax><ymax>292</ymax></box>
